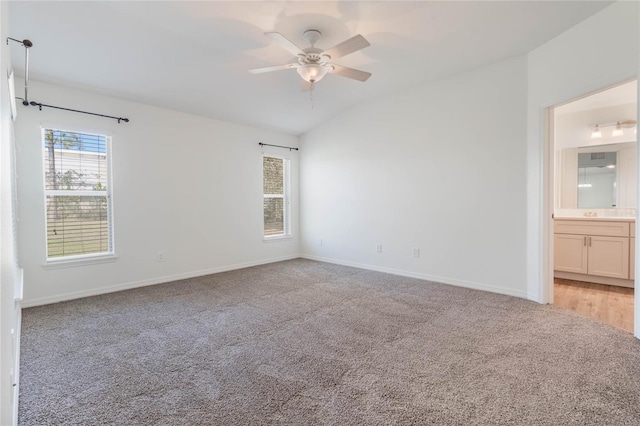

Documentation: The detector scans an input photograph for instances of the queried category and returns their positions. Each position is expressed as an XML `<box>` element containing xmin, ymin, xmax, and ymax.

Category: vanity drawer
<box><xmin>554</xmin><ymin>220</ymin><xmax>630</xmax><ymax>237</ymax></box>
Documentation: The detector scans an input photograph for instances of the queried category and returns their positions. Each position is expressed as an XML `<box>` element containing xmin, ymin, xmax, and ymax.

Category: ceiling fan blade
<box><xmin>322</xmin><ymin>34</ymin><xmax>370</xmax><ymax>59</ymax></box>
<box><xmin>249</xmin><ymin>63</ymin><xmax>299</xmax><ymax>74</ymax></box>
<box><xmin>329</xmin><ymin>64</ymin><xmax>372</xmax><ymax>82</ymax></box>
<box><xmin>265</xmin><ymin>32</ymin><xmax>306</xmax><ymax>56</ymax></box>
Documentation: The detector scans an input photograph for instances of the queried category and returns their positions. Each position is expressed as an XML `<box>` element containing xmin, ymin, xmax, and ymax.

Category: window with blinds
<box><xmin>263</xmin><ymin>156</ymin><xmax>290</xmax><ymax>237</ymax></box>
<box><xmin>43</xmin><ymin>129</ymin><xmax>113</xmax><ymax>259</ymax></box>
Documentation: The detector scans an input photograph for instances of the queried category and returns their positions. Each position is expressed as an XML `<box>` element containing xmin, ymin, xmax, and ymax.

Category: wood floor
<box><xmin>554</xmin><ymin>278</ymin><xmax>634</xmax><ymax>333</ymax></box>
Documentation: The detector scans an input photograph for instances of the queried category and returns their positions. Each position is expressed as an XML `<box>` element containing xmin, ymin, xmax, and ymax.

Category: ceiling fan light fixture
<box><xmin>297</xmin><ymin>63</ymin><xmax>330</xmax><ymax>83</ymax></box>
<box><xmin>250</xmin><ymin>30</ymin><xmax>371</xmax><ymax>88</ymax></box>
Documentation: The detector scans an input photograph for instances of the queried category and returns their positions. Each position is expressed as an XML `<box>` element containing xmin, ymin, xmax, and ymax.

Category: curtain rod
<box><xmin>22</xmin><ymin>99</ymin><xmax>130</xmax><ymax>123</ymax></box>
<box><xmin>259</xmin><ymin>142</ymin><xmax>298</xmax><ymax>151</ymax></box>
<box><xmin>8</xmin><ymin>36</ymin><xmax>129</xmax><ymax>123</ymax></box>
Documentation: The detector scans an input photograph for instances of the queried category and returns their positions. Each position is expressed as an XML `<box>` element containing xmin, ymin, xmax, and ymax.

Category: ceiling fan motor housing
<box><xmin>303</xmin><ymin>29</ymin><xmax>322</xmax><ymax>46</ymax></box>
<box><xmin>298</xmin><ymin>52</ymin><xmax>329</xmax><ymax>65</ymax></box>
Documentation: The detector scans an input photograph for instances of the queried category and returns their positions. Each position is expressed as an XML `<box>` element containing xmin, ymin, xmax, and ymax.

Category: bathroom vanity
<box><xmin>554</xmin><ymin>217</ymin><xmax>635</xmax><ymax>288</ymax></box>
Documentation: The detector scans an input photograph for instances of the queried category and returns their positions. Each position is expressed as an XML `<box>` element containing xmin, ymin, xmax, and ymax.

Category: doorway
<box><xmin>550</xmin><ymin>79</ymin><xmax>638</xmax><ymax>333</ymax></box>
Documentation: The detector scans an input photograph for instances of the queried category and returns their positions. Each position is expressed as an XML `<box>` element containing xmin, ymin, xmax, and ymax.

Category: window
<box><xmin>263</xmin><ymin>156</ymin><xmax>290</xmax><ymax>238</ymax></box>
<box><xmin>43</xmin><ymin>129</ymin><xmax>113</xmax><ymax>260</ymax></box>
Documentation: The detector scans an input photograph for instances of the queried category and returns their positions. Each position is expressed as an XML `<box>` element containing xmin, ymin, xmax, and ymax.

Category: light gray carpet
<box><xmin>19</xmin><ymin>259</ymin><xmax>640</xmax><ymax>425</ymax></box>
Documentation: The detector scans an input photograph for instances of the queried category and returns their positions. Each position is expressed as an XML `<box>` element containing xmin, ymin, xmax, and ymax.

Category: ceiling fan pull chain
<box><xmin>310</xmin><ymin>82</ymin><xmax>315</xmax><ymax>109</ymax></box>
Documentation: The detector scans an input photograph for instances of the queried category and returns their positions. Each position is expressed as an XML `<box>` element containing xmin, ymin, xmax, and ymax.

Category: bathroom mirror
<box><xmin>577</xmin><ymin>152</ymin><xmax>617</xmax><ymax>208</ymax></box>
<box><xmin>556</xmin><ymin>142</ymin><xmax>637</xmax><ymax>210</ymax></box>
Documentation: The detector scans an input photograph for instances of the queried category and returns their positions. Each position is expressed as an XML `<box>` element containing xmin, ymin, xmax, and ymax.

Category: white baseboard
<box><xmin>301</xmin><ymin>254</ymin><xmax>529</xmax><ymax>299</ymax></box>
<box><xmin>21</xmin><ymin>254</ymin><xmax>301</xmax><ymax>308</ymax></box>
<box><xmin>527</xmin><ymin>291</ymin><xmax>542</xmax><ymax>303</ymax></box>
<box><xmin>21</xmin><ymin>254</ymin><xmax>530</xmax><ymax>307</ymax></box>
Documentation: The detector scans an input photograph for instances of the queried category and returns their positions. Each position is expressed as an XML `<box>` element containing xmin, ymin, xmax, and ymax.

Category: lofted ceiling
<box><xmin>8</xmin><ymin>1</ymin><xmax>613</xmax><ymax>135</ymax></box>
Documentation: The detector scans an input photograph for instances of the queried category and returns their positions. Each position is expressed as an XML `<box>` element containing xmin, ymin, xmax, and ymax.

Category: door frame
<box><xmin>542</xmin><ymin>78</ymin><xmax>639</xmax><ymax>338</ymax></box>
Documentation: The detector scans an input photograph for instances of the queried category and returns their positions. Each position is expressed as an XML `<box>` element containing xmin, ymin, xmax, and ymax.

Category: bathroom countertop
<box><xmin>554</xmin><ymin>216</ymin><xmax>635</xmax><ymax>222</ymax></box>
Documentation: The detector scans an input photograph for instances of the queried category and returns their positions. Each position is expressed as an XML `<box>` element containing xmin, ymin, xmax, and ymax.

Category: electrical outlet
<box><xmin>156</xmin><ymin>251</ymin><xmax>165</xmax><ymax>262</ymax></box>
<box><xmin>412</xmin><ymin>248</ymin><xmax>420</xmax><ymax>258</ymax></box>
<box><xmin>377</xmin><ymin>244</ymin><xmax>383</xmax><ymax>253</ymax></box>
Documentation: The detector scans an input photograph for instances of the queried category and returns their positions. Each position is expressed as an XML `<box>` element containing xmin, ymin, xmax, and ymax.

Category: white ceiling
<box><xmin>8</xmin><ymin>1</ymin><xmax>613</xmax><ymax>135</ymax></box>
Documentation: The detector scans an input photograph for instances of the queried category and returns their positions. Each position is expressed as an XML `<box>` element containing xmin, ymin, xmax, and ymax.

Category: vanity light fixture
<box><xmin>590</xmin><ymin>120</ymin><xmax>637</xmax><ymax>138</ymax></box>
<box><xmin>611</xmin><ymin>122</ymin><xmax>624</xmax><ymax>137</ymax></box>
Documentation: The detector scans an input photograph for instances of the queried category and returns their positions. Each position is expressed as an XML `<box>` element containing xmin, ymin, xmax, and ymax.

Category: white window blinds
<box><xmin>263</xmin><ymin>156</ymin><xmax>290</xmax><ymax>237</ymax></box>
<box><xmin>43</xmin><ymin>129</ymin><xmax>113</xmax><ymax>259</ymax></box>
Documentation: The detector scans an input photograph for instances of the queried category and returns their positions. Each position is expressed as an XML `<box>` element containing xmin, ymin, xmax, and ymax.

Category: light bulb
<box><xmin>591</xmin><ymin>125</ymin><xmax>602</xmax><ymax>139</ymax></box>
<box><xmin>611</xmin><ymin>122</ymin><xmax>623</xmax><ymax>137</ymax></box>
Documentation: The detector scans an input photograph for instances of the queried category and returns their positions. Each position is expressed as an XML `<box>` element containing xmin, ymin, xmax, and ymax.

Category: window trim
<box><xmin>41</xmin><ymin>127</ymin><xmax>116</xmax><ymax>264</ymax></box>
<box><xmin>42</xmin><ymin>253</ymin><xmax>119</xmax><ymax>269</ymax></box>
<box><xmin>262</xmin><ymin>154</ymin><xmax>291</xmax><ymax>240</ymax></box>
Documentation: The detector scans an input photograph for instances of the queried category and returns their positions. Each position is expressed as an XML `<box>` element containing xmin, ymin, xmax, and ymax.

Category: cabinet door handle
<box><xmin>588</xmin><ymin>236</ymin><xmax>592</xmax><ymax>247</ymax></box>
<box><xmin>584</xmin><ymin>236</ymin><xmax>587</xmax><ymax>246</ymax></box>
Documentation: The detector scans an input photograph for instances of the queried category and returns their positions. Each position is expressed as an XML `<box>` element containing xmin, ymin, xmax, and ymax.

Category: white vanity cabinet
<box><xmin>554</xmin><ymin>233</ymin><xmax>589</xmax><ymax>274</ymax></box>
<box><xmin>554</xmin><ymin>219</ymin><xmax>634</xmax><ymax>287</ymax></box>
<box><xmin>631</xmin><ymin>222</ymin><xmax>636</xmax><ymax>279</ymax></box>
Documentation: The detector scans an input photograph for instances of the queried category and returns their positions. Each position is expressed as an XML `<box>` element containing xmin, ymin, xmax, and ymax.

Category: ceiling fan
<box><xmin>249</xmin><ymin>29</ymin><xmax>372</xmax><ymax>86</ymax></box>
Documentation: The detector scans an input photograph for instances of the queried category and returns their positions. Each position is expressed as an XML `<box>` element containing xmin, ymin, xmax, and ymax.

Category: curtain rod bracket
<box><xmin>6</xmin><ymin>37</ymin><xmax>31</xmax><ymax>47</ymax></box>
<box><xmin>7</xmin><ymin>37</ymin><xmax>32</xmax><ymax>105</ymax></box>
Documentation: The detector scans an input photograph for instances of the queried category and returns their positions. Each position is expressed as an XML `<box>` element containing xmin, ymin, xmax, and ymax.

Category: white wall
<box><xmin>526</xmin><ymin>1</ymin><xmax>639</xmax><ymax>304</ymax></box>
<box><xmin>15</xmin><ymin>80</ymin><xmax>299</xmax><ymax>306</ymax></box>
<box><xmin>300</xmin><ymin>55</ymin><xmax>528</xmax><ymax>298</ymax></box>
<box><xmin>0</xmin><ymin>1</ymin><xmax>21</xmax><ymax>424</ymax></box>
